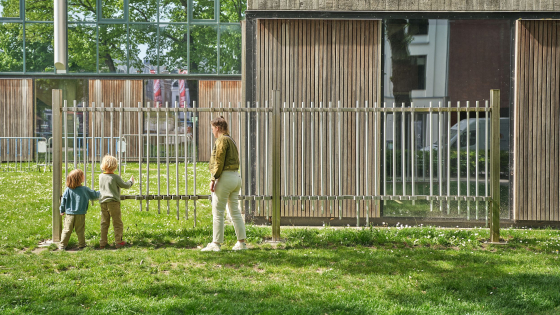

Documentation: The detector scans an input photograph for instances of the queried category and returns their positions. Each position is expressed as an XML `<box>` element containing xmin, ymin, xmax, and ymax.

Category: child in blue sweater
<box><xmin>59</xmin><ymin>169</ymin><xmax>100</xmax><ymax>250</ymax></box>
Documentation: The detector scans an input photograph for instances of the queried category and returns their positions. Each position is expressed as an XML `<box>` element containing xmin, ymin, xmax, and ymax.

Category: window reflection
<box><xmin>190</xmin><ymin>25</ymin><xmax>217</xmax><ymax>74</ymax></box>
<box><xmin>0</xmin><ymin>23</ymin><xmax>23</xmax><ymax>72</ymax></box>
<box><xmin>68</xmin><ymin>0</ymin><xmax>96</xmax><ymax>22</ymax></box>
<box><xmin>159</xmin><ymin>24</ymin><xmax>189</xmax><ymax>74</ymax></box>
<box><xmin>129</xmin><ymin>24</ymin><xmax>157</xmax><ymax>74</ymax></box>
<box><xmin>160</xmin><ymin>0</ymin><xmax>187</xmax><ymax>22</ymax></box>
<box><xmin>219</xmin><ymin>24</ymin><xmax>241</xmax><ymax>74</ymax></box>
<box><xmin>220</xmin><ymin>0</ymin><xmax>245</xmax><ymax>22</ymax></box>
<box><xmin>25</xmin><ymin>23</ymin><xmax>54</xmax><ymax>72</ymax></box>
<box><xmin>0</xmin><ymin>0</ymin><xmax>20</xmax><ymax>18</ymax></box>
<box><xmin>68</xmin><ymin>23</ymin><xmax>97</xmax><ymax>73</ymax></box>
<box><xmin>101</xmin><ymin>0</ymin><xmax>125</xmax><ymax>20</ymax></box>
<box><xmin>25</xmin><ymin>0</ymin><xmax>52</xmax><ymax>21</ymax></box>
<box><xmin>192</xmin><ymin>0</ymin><xmax>215</xmax><ymax>20</ymax></box>
<box><xmin>129</xmin><ymin>0</ymin><xmax>156</xmax><ymax>22</ymax></box>
<box><xmin>98</xmin><ymin>24</ymin><xmax>127</xmax><ymax>73</ymax></box>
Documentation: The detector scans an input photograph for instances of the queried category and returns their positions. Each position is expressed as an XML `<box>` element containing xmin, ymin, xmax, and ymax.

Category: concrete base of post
<box><xmin>486</xmin><ymin>241</ymin><xmax>508</xmax><ymax>245</ymax></box>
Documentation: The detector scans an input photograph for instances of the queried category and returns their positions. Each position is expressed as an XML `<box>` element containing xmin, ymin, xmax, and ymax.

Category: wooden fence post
<box><xmin>52</xmin><ymin>89</ymin><xmax>63</xmax><ymax>242</ymax></box>
<box><xmin>271</xmin><ymin>90</ymin><xmax>281</xmax><ymax>241</ymax></box>
<box><xmin>490</xmin><ymin>89</ymin><xmax>501</xmax><ymax>243</ymax></box>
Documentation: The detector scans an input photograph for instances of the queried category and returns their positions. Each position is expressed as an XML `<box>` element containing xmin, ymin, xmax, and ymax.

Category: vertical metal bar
<box><xmin>490</xmin><ymin>90</ymin><xmax>501</xmax><ymax>242</ymax></box>
<box><xmin>73</xmin><ymin>100</ymin><xmax>77</xmax><ymax>169</ymax></box>
<box><xmin>466</xmin><ymin>101</ymin><xmax>471</xmax><ymax>220</ymax></box>
<box><xmin>365</xmin><ymin>101</ymin><xmax>369</xmax><ymax>226</ymax></box>
<box><xmin>256</xmin><ymin>101</ymin><xmax>261</xmax><ymax>216</ymax></box>
<box><xmin>392</xmin><ymin>106</ymin><xmax>396</xmax><ymax>199</ymax></box>
<box><xmin>101</xmin><ymin>102</ymin><xmax>105</xmax><ymax>159</ymax></box>
<box><xmin>438</xmin><ymin>102</ymin><xmax>443</xmax><ymax>213</ymax></box>
<box><xmin>447</xmin><ymin>101</ymin><xmax>451</xmax><ymax>214</ymax></box>
<box><xmin>238</xmin><ymin>103</ymin><xmax>243</xmax><ymax>215</ymax></box>
<box><xmin>292</xmin><ymin>102</ymin><xmax>296</xmax><ymax>207</ymax></box>
<box><xmin>429</xmin><ymin>102</ymin><xmax>433</xmax><ymax>211</ymax></box>
<box><xmin>383</xmin><ymin>103</ymin><xmax>387</xmax><ymax>206</ymax></box>
<box><xmin>320</xmin><ymin>102</ymin><xmax>324</xmax><ymax>213</ymax></box>
<box><xmin>157</xmin><ymin>102</ymin><xmax>161</xmax><ymax>214</ymax></box>
<box><xmin>475</xmin><ymin>101</ymin><xmax>480</xmax><ymax>220</ymax></box>
<box><xmin>138</xmin><ymin>102</ymin><xmax>143</xmax><ymax>212</ymax></box>
<box><xmin>311</xmin><ymin>101</ymin><xmax>315</xmax><ymax>213</ymax></box>
<box><xmin>52</xmin><ymin>90</ymin><xmax>63</xmax><ymax>242</ymax></box>
<box><xmin>301</xmin><ymin>102</ymin><xmax>306</xmax><ymax>212</ymax></box>
<box><xmin>64</xmin><ymin>100</ymin><xmax>68</xmax><ymax>179</ymax></box>
<box><xmin>193</xmin><ymin>102</ymin><xmax>198</xmax><ymax>227</ymax></box>
<box><xmin>272</xmin><ymin>90</ymin><xmax>281</xmax><ymax>242</ymax></box>
<box><xmin>246</xmin><ymin>102</ymin><xmax>251</xmax><ymax>216</ymax></box>
<box><xmin>166</xmin><ymin>102</ymin><xmax>170</xmax><ymax>214</ymax></box>
<box><xmin>401</xmin><ymin>102</ymin><xmax>406</xmax><ymax>196</ymax></box>
<box><xmin>184</xmin><ymin>102</ymin><xmax>189</xmax><ymax>219</ymax></box>
<box><xmin>412</xmin><ymin>102</ymin><xmax>416</xmax><ymax>205</ymax></box>
<box><xmin>83</xmin><ymin>105</ymin><xmax>87</xmax><ymax>185</ymax></box>
<box><xmin>91</xmin><ymin>102</ymin><xmax>95</xmax><ymax>189</ymax></box>
<box><xmin>355</xmin><ymin>101</ymin><xmax>360</xmax><ymax>227</ymax></box>
<box><xmin>485</xmin><ymin>100</ymin><xmax>489</xmax><ymax>224</ymax></box>
<box><xmin>457</xmin><ymin>101</ymin><xmax>461</xmax><ymax>214</ymax></box>
<box><xmin>265</xmin><ymin>101</ymin><xmax>270</xmax><ymax>217</ymax></box>
<box><xmin>118</xmin><ymin>102</ymin><xmax>123</xmax><ymax>176</ymax></box>
<box><xmin>175</xmin><ymin>102</ymin><xmax>180</xmax><ymax>219</ymax></box>
<box><xmin>337</xmin><ymin>101</ymin><xmax>342</xmax><ymax>219</ymax></box>
<box><xmin>283</xmin><ymin>101</ymin><xmax>287</xmax><ymax>209</ymax></box>
<box><xmin>146</xmin><ymin>103</ymin><xmax>151</xmax><ymax>212</ymax></box>
<box><xmin>328</xmin><ymin>101</ymin><xmax>333</xmax><ymax>214</ymax></box>
<box><xmin>110</xmin><ymin>102</ymin><xmax>114</xmax><ymax>156</ymax></box>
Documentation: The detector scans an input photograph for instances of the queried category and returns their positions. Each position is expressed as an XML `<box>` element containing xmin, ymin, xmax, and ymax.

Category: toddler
<box><xmin>59</xmin><ymin>169</ymin><xmax>100</xmax><ymax>250</ymax></box>
<box><xmin>99</xmin><ymin>155</ymin><xmax>134</xmax><ymax>249</ymax></box>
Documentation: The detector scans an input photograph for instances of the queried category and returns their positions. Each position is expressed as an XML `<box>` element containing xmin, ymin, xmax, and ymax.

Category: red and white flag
<box><xmin>150</xmin><ymin>70</ymin><xmax>162</xmax><ymax>107</ymax></box>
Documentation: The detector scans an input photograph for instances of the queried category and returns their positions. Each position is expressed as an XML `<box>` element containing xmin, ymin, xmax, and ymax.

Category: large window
<box><xmin>0</xmin><ymin>0</ymin><xmax>244</xmax><ymax>75</ymax></box>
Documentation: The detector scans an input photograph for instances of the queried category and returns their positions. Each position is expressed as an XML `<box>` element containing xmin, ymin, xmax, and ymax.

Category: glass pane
<box><xmin>0</xmin><ymin>0</ymin><xmax>20</xmax><ymax>18</ymax></box>
<box><xmin>102</xmin><ymin>0</ymin><xmax>124</xmax><ymax>19</ymax></box>
<box><xmin>68</xmin><ymin>0</ymin><xmax>96</xmax><ymax>22</ymax></box>
<box><xmin>192</xmin><ymin>0</ymin><xmax>214</xmax><ymax>20</ymax></box>
<box><xmin>25</xmin><ymin>0</ymin><xmax>52</xmax><ymax>21</ymax></box>
<box><xmin>129</xmin><ymin>24</ymin><xmax>157</xmax><ymax>74</ymax></box>
<box><xmin>0</xmin><ymin>23</ymin><xmax>23</xmax><ymax>72</ymax></box>
<box><xmin>159</xmin><ymin>24</ymin><xmax>188</xmax><ymax>74</ymax></box>
<box><xmin>25</xmin><ymin>23</ymin><xmax>54</xmax><ymax>72</ymax></box>
<box><xmin>68</xmin><ymin>23</ymin><xmax>97</xmax><ymax>73</ymax></box>
<box><xmin>219</xmin><ymin>24</ymin><xmax>241</xmax><ymax>74</ymax></box>
<box><xmin>98</xmin><ymin>24</ymin><xmax>127</xmax><ymax>73</ymax></box>
<box><xmin>160</xmin><ymin>0</ymin><xmax>187</xmax><ymax>22</ymax></box>
<box><xmin>190</xmin><ymin>24</ymin><xmax>217</xmax><ymax>74</ymax></box>
<box><xmin>129</xmin><ymin>0</ymin><xmax>156</xmax><ymax>22</ymax></box>
<box><xmin>220</xmin><ymin>0</ymin><xmax>245</xmax><ymax>22</ymax></box>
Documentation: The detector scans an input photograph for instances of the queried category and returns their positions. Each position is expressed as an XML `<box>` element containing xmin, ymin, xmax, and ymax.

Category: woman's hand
<box><xmin>210</xmin><ymin>180</ymin><xmax>216</xmax><ymax>192</ymax></box>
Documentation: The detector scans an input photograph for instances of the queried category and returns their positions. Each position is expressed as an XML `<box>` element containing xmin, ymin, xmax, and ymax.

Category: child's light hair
<box><xmin>66</xmin><ymin>169</ymin><xmax>84</xmax><ymax>189</ymax></box>
<box><xmin>100</xmin><ymin>155</ymin><xmax>118</xmax><ymax>173</ymax></box>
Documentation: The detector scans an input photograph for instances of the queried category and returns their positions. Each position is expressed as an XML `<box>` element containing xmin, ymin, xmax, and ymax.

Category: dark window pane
<box><xmin>25</xmin><ymin>23</ymin><xmax>54</xmax><ymax>72</ymax></box>
<box><xmin>410</xmin><ymin>55</ymin><xmax>426</xmax><ymax>90</ymax></box>
<box><xmin>129</xmin><ymin>0</ymin><xmax>156</xmax><ymax>22</ymax></box>
<box><xmin>129</xmin><ymin>24</ymin><xmax>157</xmax><ymax>74</ymax></box>
<box><xmin>68</xmin><ymin>23</ymin><xmax>97</xmax><ymax>73</ymax></box>
<box><xmin>408</xmin><ymin>19</ymin><xmax>428</xmax><ymax>36</ymax></box>
<box><xmin>102</xmin><ymin>0</ymin><xmax>125</xmax><ymax>19</ymax></box>
<box><xmin>192</xmin><ymin>0</ymin><xmax>214</xmax><ymax>20</ymax></box>
<box><xmin>68</xmin><ymin>0</ymin><xmax>96</xmax><ymax>22</ymax></box>
<box><xmin>98</xmin><ymin>24</ymin><xmax>127</xmax><ymax>73</ymax></box>
<box><xmin>0</xmin><ymin>0</ymin><xmax>20</xmax><ymax>18</ymax></box>
<box><xmin>0</xmin><ymin>23</ymin><xmax>23</xmax><ymax>71</ymax></box>
<box><xmin>220</xmin><ymin>0</ymin><xmax>245</xmax><ymax>22</ymax></box>
<box><xmin>159</xmin><ymin>24</ymin><xmax>189</xmax><ymax>73</ymax></box>
<box><xmin>219</xmin><ymin>24</ymin><xmax>241</xmax><ymax>74</ymax></box>
<box><xmin>160</xmin><ymin>0</ymin><xmax>187</xmax><ymax>22</ymax></box>
<box><xmin>190</xmin><ymin>25</ymin><xmax>217</xmax><ymax>74</ymax></box>
<box><xmin>25</xmin><ymin>0</ymin><xmax>52</xmax><ymax>21</ymax></box>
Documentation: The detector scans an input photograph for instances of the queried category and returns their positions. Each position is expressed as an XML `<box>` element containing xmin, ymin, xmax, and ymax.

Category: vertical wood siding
<box><xmin>0</xmin><ymin>79</ymin><xmax>33</xmax><ymax>162</ymax></box>
<box><xmin>198</xmin><ymin>81</ymin><xmax>243</xmax><ymax>162</ymax></box>
<box><xmin>255</xmin><ymin>19</ymin><xmax>381</xmax><ymax>219</ymax></box>
<box><xmin>515</xmin><ymin>20</ymin><xmax>560</xmax><ymax>221</ymax></box>
<box><xmin>88</xmin><ymin>80</ymin><xmax>143</xmax><ymax>161</ymax></box>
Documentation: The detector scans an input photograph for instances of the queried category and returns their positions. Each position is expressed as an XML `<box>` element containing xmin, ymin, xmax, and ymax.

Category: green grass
<box><xmin>1</xmin><ymin>165</ymin><xmax>560</xmax><ymax>314</ymax></box>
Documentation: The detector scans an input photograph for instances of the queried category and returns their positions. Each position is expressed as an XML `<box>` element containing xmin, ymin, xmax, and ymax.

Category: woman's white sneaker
<box><xmin>201</xmin><ymin>242</ymin><xmax>221</xmax><ymax>251</ymax></box>
<box><xmin>232</xmin><ymin>242</ymin><xmax>247</xmax><ymax>250</ymax></box>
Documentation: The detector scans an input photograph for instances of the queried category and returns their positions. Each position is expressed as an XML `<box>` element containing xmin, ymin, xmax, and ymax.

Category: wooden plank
<box><xmin>554</xmin><ymin>22</ymin><xmax>560</xmax><ymax>221</ymax></box>
<box><xmin>545</xmin><ymin>21</ymin><xmax>552</xmax><ymax>221</ymax></box>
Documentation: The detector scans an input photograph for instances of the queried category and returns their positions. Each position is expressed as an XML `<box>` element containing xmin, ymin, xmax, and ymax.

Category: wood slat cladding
<box><xmin>515</xmin><ymin>20</ymin><xmax>560</xmax><ymax>221</ymax></box>
<box><xmin>198</xmin><ymin>81</ymin><xmax>243</xmax><ymax>162</ymax></box>
<box><xmin>88</xmin><ymin>80</ymin><xmax>143</xmax><ymax>161</ymax></box>
<box><xmin>0</xmin><ymin>79</ymin><xmax>33</xmax><ymax>162</ymax></box>
<box><xmin>254</xmin><ymin>19</ymin><xmax>381</xmax><ymax>219</ymax></box>
<box><xmin>248</xmin><ymin>0</ymin><xmax>559</xmax><ymax>11</ymax></box>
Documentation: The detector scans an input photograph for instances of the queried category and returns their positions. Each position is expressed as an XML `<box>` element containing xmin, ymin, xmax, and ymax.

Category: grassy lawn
<box><xmin>1</xmin><ymin>165</ymin><xmax>560</xmax><ymax>314</ymax></box>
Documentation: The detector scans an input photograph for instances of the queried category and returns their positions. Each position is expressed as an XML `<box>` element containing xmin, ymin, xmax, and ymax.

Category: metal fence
<box><xmin>0</xmin><ymin>137</ymin><xmax>49</xmax><ymax>171</ymax></box>
<box><xmin>50</xmin><ymin>89</ymin><xmax>502</xmax><ymax>242</ymax></box>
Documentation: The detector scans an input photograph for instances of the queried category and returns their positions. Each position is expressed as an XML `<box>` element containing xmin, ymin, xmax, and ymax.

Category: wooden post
<box><xmin>490</xmin><ymin>89</ymin><xmax>500</xmax><ymax>243</ymax></box>
<box><xmin>271</xmin><ymin>90</ymin><xmax>281</xmax><ymax>241</ymax></box>
<box><xmin>52</xmin><ymin>90</ymin><xmax>63</xmax><ymax>242</ymax></box>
